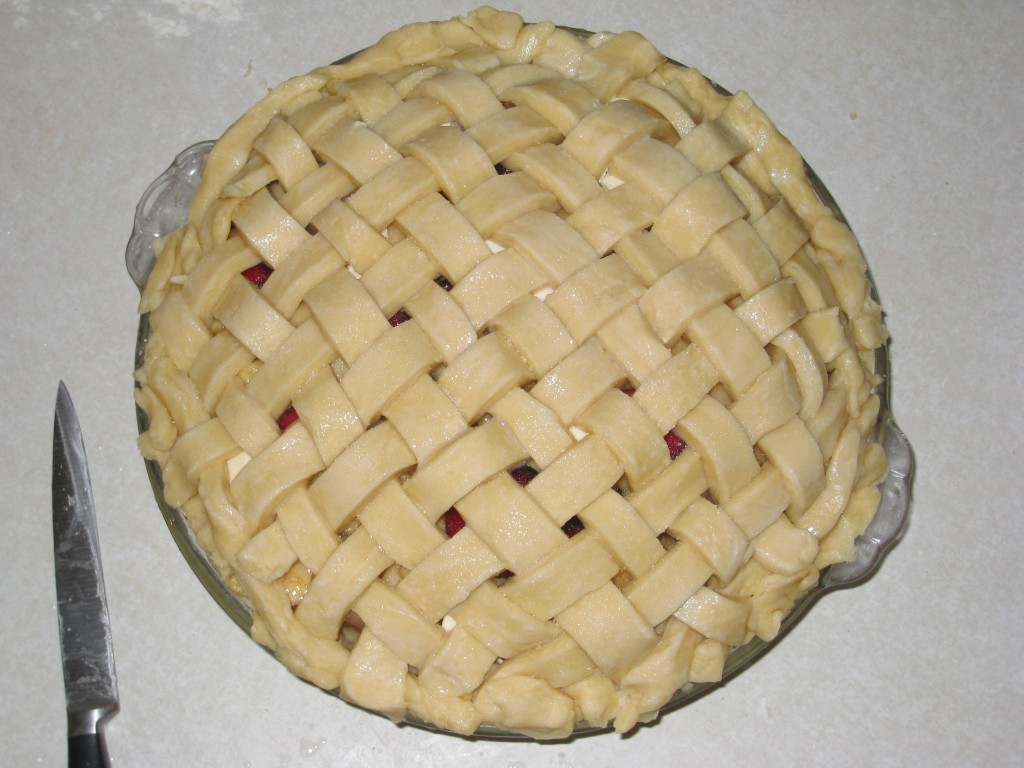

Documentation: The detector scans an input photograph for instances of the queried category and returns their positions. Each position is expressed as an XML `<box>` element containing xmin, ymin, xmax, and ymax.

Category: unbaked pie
<box><xmin>134</xmin><ymin>6</ymin><xmax>890</xmax><ymax>739</ymax></box>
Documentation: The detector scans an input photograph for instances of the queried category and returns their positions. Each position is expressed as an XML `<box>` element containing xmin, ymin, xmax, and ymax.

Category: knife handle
<box><xmin>68</xmin><ymin>732</ymin><xmax>110</xmax><ymax>768</ymax></box>
<box><xmin>67</xmin><ymin>709</ymin><xmax>114</xmax><ymax>768</ymax></box>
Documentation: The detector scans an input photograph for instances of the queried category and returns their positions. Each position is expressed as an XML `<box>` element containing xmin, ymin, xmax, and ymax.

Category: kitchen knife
<box><xmin>52</xmin><ymin>382</ymin><xmax>118</xmax><ymax>768</ymax></box>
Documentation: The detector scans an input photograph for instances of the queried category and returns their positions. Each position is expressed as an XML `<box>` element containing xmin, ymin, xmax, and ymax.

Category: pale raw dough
<box><xmin>135</xmin><ymin>6</ymin><xmax>888</xmax><ymax>739</ymax></box>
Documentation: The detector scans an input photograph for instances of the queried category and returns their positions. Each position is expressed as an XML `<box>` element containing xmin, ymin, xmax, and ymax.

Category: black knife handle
<box><xmin>68</xmin><ymin>731</ymin><xmax>110</xmax><ymax>768</ymax></box>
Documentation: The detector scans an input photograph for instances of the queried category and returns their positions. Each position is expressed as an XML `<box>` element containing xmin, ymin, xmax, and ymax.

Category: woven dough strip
<box><xmin>136</xmin><ymin>6</ymin><xmax>887</xmax><ymax>739</ymax></box>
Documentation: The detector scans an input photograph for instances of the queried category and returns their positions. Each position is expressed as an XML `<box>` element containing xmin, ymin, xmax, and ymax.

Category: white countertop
<box><xmin>3</xmin><ymin>2</ymin><xmax>1021</xmax><ymax>765</ymax></box>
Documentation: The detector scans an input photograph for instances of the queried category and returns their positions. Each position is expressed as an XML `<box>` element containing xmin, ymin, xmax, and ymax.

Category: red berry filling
<box><xmin>509</xmin><ymin>465</ymin><xmax>538</xmax><ymax>486</ymax></box>
<box><xmin>435</xmin><ymin>275</ymin><xmax>454</xmax><ymax>291</ymax></box>
<box><xmin>242</xmin><ymin>263</ymin><xmax>273</xmax><ymax>287</ymax></box>
<box><xmin>444</xmin><ymin>508</ymin><xmax>466</xmax><ymax>537</ymax></box>
<box><xmin>561</xmin><ymin>516</ymin><xmax>585</xmax><ymax>538</ymax></box>
<box><xmin>388</xmin><ymin>309</ymin><xmax>411</xmax><ymax>326</ymax></box>
<box><xmin>664</xmin><ymin>430</ymin><xmax>686</xmax><ymax>460</ymax></box>
<box><xmin>277</xmin><ymin>405</ymin><xmax>299</xmax><ymax>432</ymax></box>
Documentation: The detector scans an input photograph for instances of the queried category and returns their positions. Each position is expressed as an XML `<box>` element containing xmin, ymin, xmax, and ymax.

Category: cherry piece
<box><xmin>242</xmin><ymin>263</ymin><xmax>273</xmax><ymax>287</ymax></box>
<box><xmin>621</xmin><ymin>384</ymin><xmax>636</xmax><ymax>396</ymax></box>
<box><xmin>664</xmin><ymin>431</ymin><xmax>686</xmax><ymax>460</ymax></box>
<box><xmin>435</xmin><ymin>275</ymin><xmax>454</xmax><ymax>291</ymax></box>
<box><xmin>444</xmin><ymin>508</ymin><xmax>466</xmax><ymax>537</ymax></box>
<box><xmin>509</xmin><ymin>465</ymin><xmax>538</xmax><ymax>486</ymax></box>
<box><xmin>388</xmin><ymin>309</ymin><xmax>411</xmax><ymax>326</ymax></box>
<box><xmin>277</xmin><ymin>405</ymin><xmax>299</xmax><ymax>432</ymax></box>
<box><xmin>561</xmin><ymin>516</ymin><xmax>585</xmax><ymax>538</ymax></box>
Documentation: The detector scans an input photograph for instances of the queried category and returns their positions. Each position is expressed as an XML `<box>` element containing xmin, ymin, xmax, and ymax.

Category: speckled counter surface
<box><xmin>3</xmin><ymin>2</ymin><xmax>1021</xmax><ymax>765</ymax></box>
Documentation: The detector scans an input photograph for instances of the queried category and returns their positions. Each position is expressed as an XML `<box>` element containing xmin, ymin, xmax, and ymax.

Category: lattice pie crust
<box><xmin>135</xmin><ymin>7</ymin><xmax>888</xmax><ymax>738</ymax></box>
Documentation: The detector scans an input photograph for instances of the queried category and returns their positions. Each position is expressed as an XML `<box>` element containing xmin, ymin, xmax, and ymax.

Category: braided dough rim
<box><xmin>132</xmin><ymin>6</ymin><xmax>894</xmax><ymax>739</ymax></box>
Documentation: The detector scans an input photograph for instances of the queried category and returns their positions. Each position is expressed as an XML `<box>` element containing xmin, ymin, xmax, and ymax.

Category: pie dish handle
<box><xmin>820</xmin><ymin>414</ymin><xmax>913</xmax><ymax>590</ymax></box>
<box><xmin>125</xmin><ymin>140</ymin><xmax>215</xmax><ymax>292</ymax></box>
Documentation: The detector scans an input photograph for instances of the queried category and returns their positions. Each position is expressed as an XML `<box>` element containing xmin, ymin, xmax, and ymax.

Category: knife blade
<box><xmin>53</xmin><ymin>381</ymin><xmax>118</xmax><ymax>768</ymax></box>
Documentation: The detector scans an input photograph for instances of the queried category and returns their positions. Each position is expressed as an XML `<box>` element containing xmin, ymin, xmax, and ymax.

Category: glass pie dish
<box><xmin>128</xmin><ymin>41</ymin><xmax>913</xmax><ymax>738</ymax></box>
